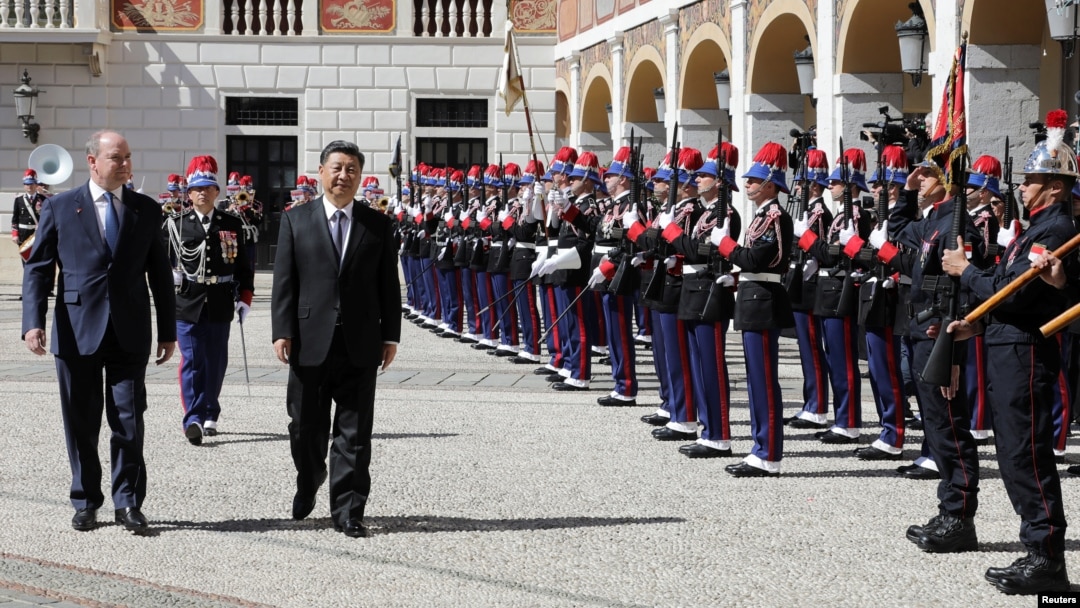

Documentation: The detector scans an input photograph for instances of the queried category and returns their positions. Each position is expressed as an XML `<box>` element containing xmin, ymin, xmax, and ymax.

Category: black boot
<box><xmin>992</xmin><ymin>552</ymin><xmax>1070</xmax><ymax>595</ymax></box>
<box><xmin>914</xmin><ymin>514</ymin><xmax>977</xmax><ymax>553</ymax></box>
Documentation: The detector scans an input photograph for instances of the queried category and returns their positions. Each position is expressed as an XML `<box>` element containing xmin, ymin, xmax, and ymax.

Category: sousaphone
<box><xmin>28</xmin><ymin>144</ymin><xmax>73</xmax><ymax>185</ymax></box>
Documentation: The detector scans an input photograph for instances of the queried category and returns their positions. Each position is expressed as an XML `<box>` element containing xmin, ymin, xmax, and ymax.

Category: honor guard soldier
<box><xmin>656</xmin><ymin>142</ymin><xmax>743</xmax><ymax>457</ymax></box>
<box><xmin>531</xmin><ymin>147</ymin><xmax>577</xmax><ymax>379</ymax></box>
<box><xmin>12</xmin><ymin>169</ymin><xmax>46</xmax><ymax>262</ymax></box>
<box><xmin>941</xmin><ymin>109</ymin><xmax>1077</xmax><ymax>595</ymax></box>
<box><xmin>456</xmin><ymin>165</ymin><xmax>485</xmax><ymax>344</ymax></box>
<box><xmin>503</xmin><ymin>160</ymin><xmax>546</xmax><ymax>364</ymax></box>
<box><xmin>538</xmin><ymin>152</ymin><xmax>601</xmax><ymax>391</ymax></box>
<box><xmin>710</xmin><ymin>142</ymin><xmax>795</xmax><ymax>477</ymax></box>
<box><xmin>163</xmin><ymin>156</ymin><xmax>254</xmax><ymax>445</ymax></box>
<box><xmin>842</xmin><ymin>144</ymin><xmax>913</xmax><ymax>460</ymax></box>
<box><xmin>229</xmin><ymin>175</ymin><xmax>263</xmax><ymax>273</ymax></box>
<box><xmin>573</xmin><ymin>146</ymin><xmax>645</xmax><ymax>406</ymax></box>
<box><xmin>479</xmin><ymin>162</ymin><xmax>522</xmax><ymax>357</ymax></box>
<box><xmin>361</xmin><ymin>176</ymin><xmax>381</xmax><ymax>206</ymax></box>
<box><xmin>865</xmin><ymin>149</ymin><xmax>987</xmax><ymax>553</ymax></box>
<box><xmin>415</xmin><ymin>165</ymin><xmax>443</xmax><ymax>328</ymax></box>
<box><xmin>784</xmin><ymin>148</ymin><xmax>834</xmax><ymax>429</ymax></box>
<box><xmin>431</xmin><ymin>169</ymin><xmax>466</xmax><ymax>339</ymax></box>
<box><xmin>794</xmin><ymin>148</ymin><xmax>874</xmax><ymax>445</ymax></box>
<box><xmin>964</xmin><ymin>155</ymin><xmax>1003</xmax><ymax>447</ymax></box>
<box><xmin>468</xmin><ymin>165</ymin><xmax>503</xmax><ymax>351</ymax></box>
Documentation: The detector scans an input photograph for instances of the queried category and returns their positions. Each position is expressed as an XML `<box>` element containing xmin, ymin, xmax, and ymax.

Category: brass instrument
<box><xmin>376</xmin><ymin>196</ymin><xmax>390</xmax><ymax>212</ymax></box>
<box><xmin>235</xmin><ymin>191</ymin><xmax>251</xmax><ymax>204</ymax></box>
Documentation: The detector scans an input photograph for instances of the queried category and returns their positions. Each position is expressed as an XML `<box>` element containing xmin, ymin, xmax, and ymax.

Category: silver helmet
<box><xmin>1021</xmin><ymin>139</ymin><xmax>1079</xmax><ymax>177</ymax></box>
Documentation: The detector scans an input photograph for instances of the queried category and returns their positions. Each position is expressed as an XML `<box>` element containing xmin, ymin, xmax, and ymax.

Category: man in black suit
<box><xmin>272</xmin><ymin>140</ymin><xmax>401</xmax><ymax>538</ymax></box>
<box><xmin>22</xmin><ymin>130</ymin><xmax>177</xmax><ymax>534</ymax></box>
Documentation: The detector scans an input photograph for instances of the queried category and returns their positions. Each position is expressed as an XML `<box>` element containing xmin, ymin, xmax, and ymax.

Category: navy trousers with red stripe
<box><xmin>967</xmin><ymin>336</ymin><xmax>992</xmax><ymax>433</ymax></box>
<box><xmin>687</xmin><ymin>319</ymin><xmax>731</xmax><ymax>443</ymax></box>
<box><xmin>822</xmin><ymin>316</ymin><xmax>861</xmax><ymax>430</ymax></box>
<box><xmin>513</xmin><ymin>279</ymin><xmax>541</xmax><ymax>356</ymax></box>
<box><xmin>600</xmin><ymin>291</ymin><xmax>637</xmax><ymax>397</ymax></box>
<box><xmin>793</xmin><ymin>310</ymin><xmax>829</xmax><ymax>416</ymax></box>
<box><xmin>436</xmin><ymin>267</ymin><xmax>461</xmax><ymax>333</ymax></box>
<box><xmin>1051</xmin><ymin>334</ymin><xmax>1072</xmax><ymax>453</ymax></box>
<box><xmin>461</xmin><ymin>268</ymin><xmax>480</xmax><ymax>336</ymax></box>
<box><xmin>540</xmin><ymin>283</ymin><xmax>563</xmax><ymax>369</ymax></box>
<box><xmin>742</xmin><ymin>329</ymin><xmax>784</xmax><ymax>462</ymax></box>
<box><xmin>650</xmin><ymin>309</ymin><xmax>671</xmax><ymax>412</ymax></box>
<box><xmin>987</xmin><ymin>340</ymin><xmax>1066</xmax><ymax>558</ymax></box>
<box><xmin>865</xmin><ymin>326</ymin><xmax>905</xmax><ymax>448</ymax></box>
<box><xmin>490</xmin><ymin>272</ymin><xmax>518</xmax><ymax>349</ymax></box>
<box><xmin>658</xmin><ymin>311</ymin><xmax>693</xmax><ymax>423</ymax></box>
<box><xmin>475</xmin><ymin>270</ymin><xmax>499</xmax><ymax>341</ymax></box>
<box><xmin>911</xmin><ymin>338</ymin><xmax>979</xmax><ymax>518</ymax></box>
<box><xmin>554</xmin><ymin>284</ymin><xmax>592</xmax><ymax>382</ymax></box>
<box><xmin>422</xmin><ymin>261</ymin><xmax>441</xmax><ymax>320</ymax></box>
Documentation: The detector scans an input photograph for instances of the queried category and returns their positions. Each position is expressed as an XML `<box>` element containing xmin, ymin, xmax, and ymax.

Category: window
<box><xmin>416</xmin><ymin>99</ymin><xmax>488</xmax><ymax>128</ymax></box>
<box><xmin>225</xmin><ymin>97</ymin><xmax>299</xmax><ymax>126</ymax></box>
<box><xmin>416</xmin><ymin>138</ymin><xmax>487</xmax><ymax>169</ymax></box>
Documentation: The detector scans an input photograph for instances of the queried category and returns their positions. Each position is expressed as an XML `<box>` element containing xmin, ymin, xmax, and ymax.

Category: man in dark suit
<box><xmin>272</xmin><ymin>140</ymin><xmax>401</xmax><ymax>538</ymax></box>
<box><xmin>22</xmin><ymin>130</ymin><xmax>177</xmax><ymax>534</ymax></box>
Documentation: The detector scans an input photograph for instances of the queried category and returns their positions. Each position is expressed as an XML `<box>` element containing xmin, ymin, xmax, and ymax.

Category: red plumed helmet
<box><xmin>185</xmin><ymin>155</ymin><xmax>219</xmax><ymax>189</ymax></box>
<box><xmin>552</xmin><ymin>146</ymin><xmax>579</xmax><ymax>173</ymax></box>
<box><xmin>1047</xmin><ymin>109</ymin><xmax>1069</xmax><ymax>130</ymax></box>
<box><xmin>806</xmin><ymin>148</ymin><xmax>829</xmax><ymax>171</ymax></box>
<box><xmin>752</xmin><ymin>142</ymin><xmax>788</xmax><ymax>170</ymax></box>
<box><xmin>484</xmin><ymin>164</ymin><xmax>501</xmax><ymax>178</ymax></box>
<box><xmin>971</xmin><ymin>154</ymin><xmax>1001</xmax><ymax>179</ymax></box>
<box><xmin>642</xmin><ymin>167</ymin><xmax>656</xmax><ymax>180</ymax></box>
<box><xmin>239</xmin><ymin>175</ymin><xmax>254</xmax><ymax>187</ymax></box>
<box><xmin>362</xmin><ymin>176</ymin><xmax>380</xmax><ymax>188</ymax></box>
<box><xmin>503</xmin><ymin>162</ymin><xmax>522</xmax><ymax>180</ymax></box>
<box><xmin>228</xmin><ymin>172</ymin><xmax>240</xmax><ymax>185</ymax></box>
<box><xmin>612</xmin><ymin>146</ymin><xmax>632</xmax><ymax>165</ymax></box>
<box><xmin>524</xmin><ymin>159</ymin><xmax>544</xmax><ymax>177</ymax></box>
<box><xmin>882</xmin><ymin>145</ymin><xmax>908</xmax><ymax>170</ymax></box>
<box><xmin>678</xmin><ymin>147</ymin><xmax>704</xmax><ymax>172</ymax></box>
<box><xmin>841</xmin><ymin>148</ymin><xmax>867</xmax><ymax>172</ymax></box>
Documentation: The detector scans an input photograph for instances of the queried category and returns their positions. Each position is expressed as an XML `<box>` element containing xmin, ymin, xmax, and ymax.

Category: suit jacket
<box><xmin>271</xmin><ymin>196</ymin><xmax>401</xmax><ymax>368</ymax></box>
<box><xmin>22</xmin><ymin>182</ymin><xmax>176</xmax><ymax>357</ymax></box>
<box><xmin>163</xmin><ymin>209</ymin><xmax>255</xmax><ymax>323</ymax></box>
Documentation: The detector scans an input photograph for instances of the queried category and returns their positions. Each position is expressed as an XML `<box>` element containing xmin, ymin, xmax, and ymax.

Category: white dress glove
<box><xmin>717</xmin><ymin>274</ymin><xmax>735</xmax><ymax>287</ymax></box>
<box><xmin>476</xmin><ymin>207</ymin><xmax>488</xmax><ymax>223</ymax></box>
<box><xmin>792</xmin><ymin>216</ymin><xmax>808</xmax><ymax>238</ymax></box>
<box><xmin>547</xmin><ymin>189</ymin><xmax>570</xmax><ymax>213</ymax></box>
<box><xmin>443</xmin><ymin>211</ymin><xmax>454</xmax><ymax>223</ymax></box>
<box><xmin>657</xmin><ymin>211</ymin><xmax>674</xmax><ymax>229</ymax></box>
<box><xmin>630</xmin><ymin>252</ymin><xmax>646</xmax><ymax>267</ymax></box>
<box><xmin>497</xmin><ymin>209</ymin><xmax>509</xmax><ymax>223</ymax></box>
<box><xmin>458</xmin><ymin>209</ymin><xmax>469</xmax><ymax>222</ymax></box>
<box><xmin>235</xmin><ymin>301</ymin><xmax>250</xmax><ymax>323</ymax></box>
<box><xmin>520</xmin><ymin>185</ymin><xmax>533</xmax><ymax>204</ymax></box>
<box><xmin>997</xmin><ymin>220</ymin><xmax>1019</xmax><ymax>249</ymax></box>
<box><xmin>622</xmin><ymin>205</ymin><xmax>640</xmax><ymax>229</ymax></box>
<box><xmin>838</xmin><ymin>221</ymin><xmax>856</xmax><ymax>246</ymax></box>
<box><xmin>663</xmin><ymin>256</ymin><xmax>677</xmax><ymax>270</ymax></box>
<box><xmin>587</xmin><ymin>266</ymin><xmax>607</xmax><ymax>288</ymax></box>
<box><xmin>710</xmin><ymin>219</ymin><xmax>731</xmax><ymax>246</ymax></box>
<box><xmin>868</xmin><ymin>221</ymin><xmax>888</xmax><ymax>249</ymax></box>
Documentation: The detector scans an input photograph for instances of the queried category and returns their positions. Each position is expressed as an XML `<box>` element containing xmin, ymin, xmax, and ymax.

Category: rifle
<box><xmin>642</xmin><ymin>123</ymin><xmax>679</xmax><ymax>301</ymax></box>
<box><xmin>782</xmin><ymin>134</ymin><xmax>810</xmax><ymax>301</ymax></box>
<box><xmin>1002</xmin><ymin>136</ymin><xmax>1018</xmax><ymax>237</ymax></box>
<box><xmin>920</xmin><ymin>155</ymin><xmax>969</xmax><ymax>387</ymax></box>
<box><xmin>389</xmin><ymin>135</ymin><xmax>403</xmax><ymax>203</ymax></box>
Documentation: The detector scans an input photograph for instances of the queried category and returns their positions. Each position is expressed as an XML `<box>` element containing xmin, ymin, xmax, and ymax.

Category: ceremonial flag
<box><xmin>498</xmin><ymin>21</ymin><xmax>525</xmax><ymax>117</ymax></box>
<box><xmin>925</xmin><ymin>36</ymin><xmax>968</xmax><ymax>188</ymax></box>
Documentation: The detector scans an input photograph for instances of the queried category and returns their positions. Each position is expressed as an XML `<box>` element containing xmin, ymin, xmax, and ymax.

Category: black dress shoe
<box><xmin>784</xmin><ymin>416</ymin><xmax>828</xmax><ymax>429</ymax></box>
<box><xmin>185</xmin><ymin>423</ymin><xmax>203</xmax><ymax>446</ymax></box>
<box><xmin>972</xmin><ymin>436</ymin><xmax>991</xmax><ymax>446</ymax></box>
<box><xmin>456</xmin><ymin>335</ymin><xmax>479</xmax><ymax>344</ymax></box>
<box><xmin>114</xmin><ymin>507</ymin><xmax>149</xmax><ymax>533</ymax></box>
<box><xmin>493</xmin><ymin>349</ymin><xmax>516</xmax><ymax>357</ymax></box>
<box><xmin>679</xmin><ymin>443</ymin><xmax>733</xmax><ymax>459</ymax></box>
<box><xmin>725</xmin><ymin>461</ymin><xmax>778</xmax><ymax>477</ymax></box>
<box><xmin>335</xmin><ymin>518</ymin><xmax>371</xmax><ymax>538</ymax></box>
<box><xmin>552</xmin><ymin>382</ymin><xmax>588</xmax><ymax>391</ymax></box>
<box><xmin>988</xmin><ymin>552</ymin><xmax>1070</xmax><ymax>595</ymax></box>
<box><xmin>909</xmin><ymin>418</ymin><xmax>924</xmax><ymax>430</ymax></box>
<box><xmin>597</xmin><ymin>395</ymin><xmax>637</xmax><ymax>407</ymax></box>
<box><xmin>854</xmin><ymin>445</ymin><xmax>902</xmax><ymax>461</ymax></box>
<box><xmin>512</xmin><ymin>355</ymin><xmax>538</xmax><ymax>364</ymax></box>
<box><xmin>651</xmin><ymin>427</ymin><xmax>697</xmax><ymax>441</ymax></box>
<box><xmin>815</xmin><ymin>429</ymin><xmax>858</xmax><ymax>445</ymax></box>
<box><xmin>72</xmin><ymin>508</ymin><xmax>97</xmax><ymax>531</ymax></box>
<box><xmin>641</xmin><ymin>413</ymin><xmax>669</xmax><ymax>426</ymax></box>
<box><xmin>545</xmin><ymin>373</ymin><xmax>565</xmax><ymax>383</ymax></box>
<box><xmin>915</xmin><ymin>514</ymin><xmax>977</xmax><ymax>553</ymax></box>
<box><xmin>292</xmin><ymin>470</ymin><xmax>328</xmax><ymax>520</ymax></box>
<box><xmin>900</xmin><ymin>465</ymin><xmax>940</xmax><ymax>480</ymax></box>
<box><xmin>534</xmin><ymin>367</ymin><xmax>555</xmax><ymax>375</ymax></box>
<box><xmin>597</xmin><ymin>357</ymin><xmax>611</xmax><ymax>366</ymax></box>
<box><xmin>471</xmin><ymin>342</ymin><xmax>494</xmax><ymax>351</ymax></box>
<box><xmin>439</xmin><ymin>331</ymin><xmax>459</xmax><ymax>338</ymax></box>
<box><xmin>204</xmin><ymin>425</ymin><xmax>218</xmax><ymax>437</ymax></box>
<box><xmin>1067</xmin><ymin>464</ymin><xmax>1080</xmax><ymax>476</ymax></box>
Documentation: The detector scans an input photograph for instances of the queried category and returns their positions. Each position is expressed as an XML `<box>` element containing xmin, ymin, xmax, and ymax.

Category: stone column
<box><xmin>835</xmin><ymin>73</ymin><xmax>904</xmax><ymax>162</ymax></box>
<box><xmin>730</xmin><ymin>0</ymin><xmax>748</xmax><ymax>216</ymax></box>
<box><xmin>966</xmin><ymin>44</ymin><xmax>1041</xmax><ymax>158</ymax></box>
<box><xmin>659</xmin><ymin>9</ymin><xmax>679</xmax><ymax>137</ymax></box>
<box><xmin>609</xmin><ymin>33</ymin><xmax>625</xmax><ymax>148</ymax></box>
<box><xmin>569</xmin><ymin>52</ymin><xmax>582</xmax><ymax>149</ymax></box>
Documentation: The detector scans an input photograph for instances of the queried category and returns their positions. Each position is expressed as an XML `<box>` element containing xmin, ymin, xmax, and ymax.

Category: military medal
<box><xmin>220</xmin><ymin>231</ymin><xmax>238</xmax><ymax>263</ymax></box>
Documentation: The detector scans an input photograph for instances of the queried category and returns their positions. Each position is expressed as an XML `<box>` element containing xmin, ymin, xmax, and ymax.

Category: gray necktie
<box><xmin>332</xmin><ymin>210</ymin><xmax>346</xmax><ymax>261</ymax></box>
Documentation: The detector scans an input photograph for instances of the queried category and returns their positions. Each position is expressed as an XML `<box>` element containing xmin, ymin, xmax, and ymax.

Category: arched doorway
<box><xmin>680</xmin><ymin>23</ymin><xmax>733</xmax><ymax>156</ymax></box>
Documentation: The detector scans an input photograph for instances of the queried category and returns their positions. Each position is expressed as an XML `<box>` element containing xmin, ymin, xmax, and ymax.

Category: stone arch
<box><xmin>837</xmin><ymin>0</ymin><xmax>934</xmax><ymax>74</ymax></box>
<box><xmin>679</xmin><ymin>22</ymin><xmax>732</xmax><ymax>110</ymax></box>
<box><xmin>623</xmin><ymin>44</ymin><xmax>666</xmax><ymax>123</ymax></box>
<box><xmin>964</xmin><ymin>0</ymin><xmax>1043</xmax><ymax>45</ymax></box>
<box><xmin>580</xmin><ymin>63</ymin><xmax>613</xmax><ymax>133</ymax></box>
<box><xmin>555</xmin><ymin>77</ymin><xmax>571</xmax><ymax>144</ymax></box>
<box><xmin>746</xmin><ymin>0</ymin><xmax>815</xmax><ymax>94</ymax></box>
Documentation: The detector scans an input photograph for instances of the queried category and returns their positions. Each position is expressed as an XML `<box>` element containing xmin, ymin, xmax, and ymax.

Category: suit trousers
<box><xmin>793</xmin><ymin>310</ymin><xmax>829</xmax><ymax>417</ymax></box>
<box><xmin>287</xmin><ymin>327</ymin><xmax>377</xmax><ymax>525</ymax></box>
<box><xmin>55</xmin><ymin>322</ymin><xmax>148</xmax><ymax>510</ymax></box>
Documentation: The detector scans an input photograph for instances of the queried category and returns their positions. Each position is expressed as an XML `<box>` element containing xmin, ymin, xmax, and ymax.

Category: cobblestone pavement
<box><xmin>0</xmin><ymin>275</ymin><xmax>1067</xmax><ymax>607</ymax></box>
